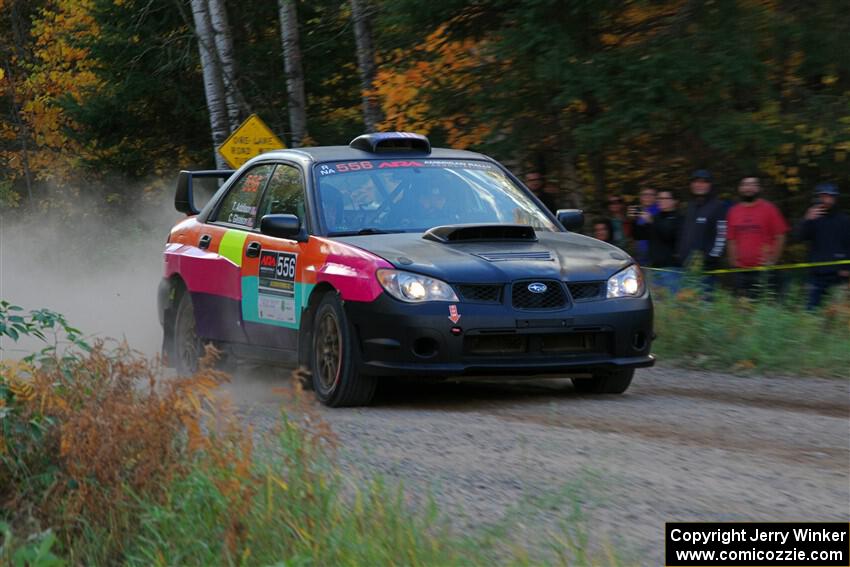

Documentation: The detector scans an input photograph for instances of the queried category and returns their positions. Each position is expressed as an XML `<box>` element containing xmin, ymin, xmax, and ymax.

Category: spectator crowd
<box><xmin>523</xmin><ymin>170</ymin><xmax>850</xmax><ymax>308</ymax></box>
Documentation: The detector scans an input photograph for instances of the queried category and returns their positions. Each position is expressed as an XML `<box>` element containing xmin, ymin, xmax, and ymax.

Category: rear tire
<box><xmin>572</xmin><ymin>368</ymin><xmax>634</xmax><ymax>394</ymax></box>
<box><xmin>173</xmin><ymin>292</ymin><xmax>203</xmax><ymax>375</ymax></box>
<box><xmin>311</xmin><ymin>293</ymin><xmax>376</xmax><ymax>407</ymax></box>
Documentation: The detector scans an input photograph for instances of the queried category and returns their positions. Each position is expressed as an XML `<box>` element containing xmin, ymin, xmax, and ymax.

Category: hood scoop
<box><xmin>475</xmin><ymin>251</ymin><xmax>553</xmax><ymax>262</ymax></box>
<box><xmin>423</xmin><ymin>224</ymin><xmax>537</xmax><ymax>243</ymax></box>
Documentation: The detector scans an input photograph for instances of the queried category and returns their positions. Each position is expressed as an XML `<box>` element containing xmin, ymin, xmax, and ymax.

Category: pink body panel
<box><xmin>311</xmin><ymin>238</ymin><xmax>393</xmax><ymax>302</ymax></box>
<box><xmin>164</xmin><ymin>243</ymin><xmax>242</xmax><ymax>300</ymax></box>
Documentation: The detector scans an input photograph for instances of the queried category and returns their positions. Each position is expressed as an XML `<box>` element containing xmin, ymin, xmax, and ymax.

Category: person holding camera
<box><xmin>797</xmin><ymin>183</ymin><xmax>850</xmax><ymax>309</ymax></box>
<box><xmin>632</xmin><ymin>190</ymin><xmax>682</xmax><ymax>291</ymax></box>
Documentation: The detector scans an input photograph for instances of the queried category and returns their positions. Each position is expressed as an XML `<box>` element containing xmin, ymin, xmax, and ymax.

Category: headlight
<box><xmin>606</xmin><ymin>265</ymin><xmax>645</xmax><ymax>298</ymax></box>
<box><xmin>376</xmin><ymin>269</ymin><xmax>459</xmax><ymax>303</ymax></box>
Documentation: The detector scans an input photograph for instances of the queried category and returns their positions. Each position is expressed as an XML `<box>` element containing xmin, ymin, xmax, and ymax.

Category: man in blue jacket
<box><xmin>798</xmin><ymin>183</ymin><xmax>850</xmax><ymax>309</ymax></box>
<box><xmin>677</xmin><ymin>170</ymin><xmax>728</xmax><ymax>273</ymax></box>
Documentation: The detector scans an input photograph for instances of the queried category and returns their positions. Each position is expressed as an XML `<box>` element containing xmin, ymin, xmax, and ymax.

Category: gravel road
<box><xmin>228</xmin><ymin>366</ymin><xmax>850</xmax><ymax>565</ymax></box>
<box><xmin>6</xmin><ymin>215</ymin><xmax>846</xmax><ymax>563</ymax></box>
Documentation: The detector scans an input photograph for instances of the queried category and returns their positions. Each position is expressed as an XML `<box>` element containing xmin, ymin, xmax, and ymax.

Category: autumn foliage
<box><xmin>1</xmin><ymin>340</ymin><xmax>238</xmax><ymax>553</ymax></box>
<box><xmin>1</xmin><ymin>306</ymin><xmax>473</xmax><ymax>565</ymax></box>
<box><xmin>2</xmin><ymin>0</ymin><xmax>849</xmax><ymax>216</ymax></box>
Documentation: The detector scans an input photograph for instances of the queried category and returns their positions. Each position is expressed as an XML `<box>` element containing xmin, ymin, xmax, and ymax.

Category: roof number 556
<box><xmin>336</xmin><ymin>161</ymin><xmax>373</xmax><ymax>172</ymax></box>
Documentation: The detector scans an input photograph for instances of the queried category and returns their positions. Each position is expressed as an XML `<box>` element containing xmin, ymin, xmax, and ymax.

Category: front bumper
<box><xmin>344</xmin><ymin>292</ymin><xmax>655</xmax><ymax>378</ymax></box>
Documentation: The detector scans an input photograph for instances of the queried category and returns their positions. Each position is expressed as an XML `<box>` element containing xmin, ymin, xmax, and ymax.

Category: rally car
<box><xmin>158</xmin><ymin>132</ymin><xmax>654</xmax><ymax>406</ymax></box>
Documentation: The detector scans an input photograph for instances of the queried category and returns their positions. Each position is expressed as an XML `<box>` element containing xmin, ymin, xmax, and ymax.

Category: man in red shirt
<box><xmin>727</xmin><ymin>176</ymin><xmax>789</xmax><ymax>297</ymax></box>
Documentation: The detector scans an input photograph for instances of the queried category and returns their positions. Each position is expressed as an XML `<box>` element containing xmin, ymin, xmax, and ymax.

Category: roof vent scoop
<box><xmin>423</xmin><ymin>224</ymin><xmax>538</xmax><ymax>243</ymax></box>
<box><xmin>349</xmin><ymin>132</ymin><xmax>431</xmax><ymax>154</ymax></box>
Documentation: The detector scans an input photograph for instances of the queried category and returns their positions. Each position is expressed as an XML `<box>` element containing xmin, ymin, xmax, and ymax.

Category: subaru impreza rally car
<box><xmin>158</xmin><ymin>132</ymin><xmax>654</xmax><ymax>406</ymax></box>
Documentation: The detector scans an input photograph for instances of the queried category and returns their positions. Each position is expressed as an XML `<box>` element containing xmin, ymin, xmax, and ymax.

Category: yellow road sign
<box><xmin>218</xmin><ymin>114</ymin><xmax>286</xmax><ymax>169</ymax></box>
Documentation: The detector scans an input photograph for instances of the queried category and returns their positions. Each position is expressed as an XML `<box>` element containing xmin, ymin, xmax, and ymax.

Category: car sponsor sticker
<box><xmin>319</xmin><ymin>159</ymin><xmax>497</xmax><ymax>174</ymax></box>
<box><xmin>227</xmin><ymin>213</ymin><xmax>254</xmax><ymax>227</ymax></box>
<box><xmin>231</xmin><ymin>202</ymin><xmax>257</xmax><ymax>215</ymax></box>
<box><xmin>448</xmin><ymin>304</ymin><xmax>461</xmax><ymax>324</ymax></box>
<box><xmin>257</xmin><ymin>250</ymin><xmax>297</xmax><ymax>324</ymax></box>
<box><xmin>258</xmin><ymin>295</ymin><xmax>296</xmax><ymax>323</ymax></box>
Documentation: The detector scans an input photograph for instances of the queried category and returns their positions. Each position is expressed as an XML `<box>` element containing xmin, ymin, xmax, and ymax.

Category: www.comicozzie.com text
<box><xmin>670</xmin><ymin>526</ymin><xmax>848</xmax><ymax>546</ymax></box>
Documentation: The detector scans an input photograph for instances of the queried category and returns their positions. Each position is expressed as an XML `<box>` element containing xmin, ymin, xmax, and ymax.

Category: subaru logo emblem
<box><xmin>527</xmin><ymin>282</ymin><xmax>548</xmax><ymax>294</ymax></box>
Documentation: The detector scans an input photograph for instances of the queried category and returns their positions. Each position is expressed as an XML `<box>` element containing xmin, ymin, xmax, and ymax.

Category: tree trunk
<box><xmin>582</xmin><ymin>94</ymin><xmax>607</xmax><ymax>205</ymax></box>
<box><xmin>589</xmin><ymin>151</ymin><xmax>607</xmax><ymax>205</ymax></box>
<box><xmin>207</xmin><ymin>0</ymin><xmax>244</xmax><ymax>131</ymax></box>
<box><xmin>350</xmin><ymin>0</ymin><xmax>383</xmax><ymax>132</ymax></box>
<box><xmin>555</xmin><ymin>112</ymin><xmax>582</xmax><ymax>210</ymax></box>
<box><xmin>3</xmin><ymin>1</ymin><xmax>34</xmax><ymax>207</ymax></box>
<box><xmin>190</xmin><ymin>0</ymin><xmax>229</xmax><ymax>169</ymax></box>
<box><xmin>278</xmin><ymin>0</ymin><xmax>308</xmax><ymax>147</ymax></box>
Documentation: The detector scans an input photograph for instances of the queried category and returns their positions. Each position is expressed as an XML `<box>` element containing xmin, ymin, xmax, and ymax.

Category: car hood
<box><xmin>334</xmin><ymin>230</ymin><xmax>633</xmax><ymax>283</ymax></box>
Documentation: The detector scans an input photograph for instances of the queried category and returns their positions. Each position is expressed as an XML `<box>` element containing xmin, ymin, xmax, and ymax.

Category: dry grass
<box><xmin>1</xmin><ymin>342</ymin><xmax>239</xmax><ymax>559</ymax></box>
<box><xmin>1</xmin><ymin>307</ymin><xmax>623</xmax><ymax>566</ymax></box>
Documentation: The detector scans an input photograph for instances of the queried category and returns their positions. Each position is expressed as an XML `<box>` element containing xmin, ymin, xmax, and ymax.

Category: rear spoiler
<box><xmin>175</xmin><ymin>169</ymin><xmax>235</xmax><ymax>215</ymax></box>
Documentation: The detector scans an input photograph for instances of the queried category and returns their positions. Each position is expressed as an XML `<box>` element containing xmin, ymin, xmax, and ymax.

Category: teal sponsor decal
<box><xmin>241</xmin><ymin>276</ymin><xmax>314</xmax><ymax>329</ymax></box>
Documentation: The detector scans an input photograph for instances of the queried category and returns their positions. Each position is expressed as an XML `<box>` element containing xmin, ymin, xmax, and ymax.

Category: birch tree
<box><xmin>350</xmin><ymin>0</ymin><xmax>383</xmax><ymax>132</ymax></box>
<box><xmin>190</xmin><ymin>0</ymin><xmax>228</xmax><ymax>169</ymax></box>
<box><xmin>278</xmin><ymin>0</ymin><xmax>308</xmax><ymax>147</ymax></box>
<box><xmin>207</xmin><ymin>0</ymin><xmax>242</xmax><ymax>132</ymax></box>
<box><xmin>1</xmin><ymin>0</ymin><xmax>34</xmax><ymax>206</ymax></box>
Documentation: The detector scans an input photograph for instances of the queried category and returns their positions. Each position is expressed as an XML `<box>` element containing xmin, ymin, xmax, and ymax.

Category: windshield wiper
<box><xmin>330</xmin><ymin>228</ymin><xmax>398</xmax><ymax>236</ymax></box>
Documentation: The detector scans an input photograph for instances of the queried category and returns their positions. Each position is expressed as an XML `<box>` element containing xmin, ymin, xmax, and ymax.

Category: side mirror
<box><xmin>260</xmin><ymin>214</ymin><xmax>307</xmax><ymax>241</ymax></box>
<box><xmin>556</xmin><ymin>209</ymin><xmax>584</xmax><ymax>232</ymax></box>
<box><xmin>175</xmin><ymin>169</ymin><xmax>234</xmax><ymax>215</ymax></box>
<box><xmin>175</xmin><ymin>171</ymin><xmax>199</xmax><ymax>215</ymax></box>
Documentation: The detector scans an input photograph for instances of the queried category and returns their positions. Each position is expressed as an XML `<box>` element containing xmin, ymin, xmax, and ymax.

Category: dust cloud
<box><xmin>0</xmin><ymin>181</ymin><xmax>188</xmax><ymax>358</ymax></box>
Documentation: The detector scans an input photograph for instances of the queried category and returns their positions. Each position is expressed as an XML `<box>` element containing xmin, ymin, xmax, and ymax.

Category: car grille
<box><xmin>457</xmin><ymin>284</ymin><xmax>503</xmax><ymax>304</ymax></box>
<box><xmin>464</xmin><ymin>331</ymin><xmax>610</xmax><ymax>357</ymax></box>
<box><xmin>567</xmin><ymin>282</ymin><xmax>605</xmax><ymax>301</ymax></box>
<box><xmin>511</xmin><ymin>280</ymin><xmax>567</xmax><ymax>310</ymax></box>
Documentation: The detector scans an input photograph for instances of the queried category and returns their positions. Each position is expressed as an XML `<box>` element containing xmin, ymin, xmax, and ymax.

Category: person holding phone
<box><xmin>797</xmin><ymin>183</ymin><xmax>850</xmax><ymax>309</ymax></box>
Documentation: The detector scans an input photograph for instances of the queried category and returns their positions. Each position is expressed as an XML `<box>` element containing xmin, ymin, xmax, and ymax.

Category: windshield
<box><xmin>313</xmin><ymin>159</ymin><xmax>558</xmax><ymax>235</ymax></box>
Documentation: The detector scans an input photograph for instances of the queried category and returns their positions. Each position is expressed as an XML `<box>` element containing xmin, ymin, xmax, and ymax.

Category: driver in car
<box><xmin>417</xmin><ymin>185</ymin><xmax>460</xmax><ymax>227</ymax></box>
<box><xmin>321</xmin><ymin>185</ymin><xmax>346</xmax><ymax>232</ymax></box>
<box><xmin>351</xmin><ymin>177</ymin><xmax>382</xmax><ymax>210</ymax></box>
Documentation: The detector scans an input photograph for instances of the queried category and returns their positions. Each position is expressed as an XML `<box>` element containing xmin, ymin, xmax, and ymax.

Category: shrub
<box><xmin>652</xmin><ymin>282</ymin><xmax>850</xmax><ymax>376</ymax></box>
<box><xmin>1</xmin><ymin>303</ymin><xmax>623</xmax><ymax>565</ymax></box>
<box><xmin>1</xmin><ymin>302</ymin><xmax>231</xmax><ymax>561</ymax></box>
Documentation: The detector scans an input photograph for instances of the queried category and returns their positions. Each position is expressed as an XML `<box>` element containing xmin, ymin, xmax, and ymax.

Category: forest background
<box><xmin>2</xmin><ymin>0</ymin><xmax>849</xmax><ymax>223</ymax></box>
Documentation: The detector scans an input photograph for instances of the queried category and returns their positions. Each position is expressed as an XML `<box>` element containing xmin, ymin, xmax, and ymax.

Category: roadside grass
<box><xmin>1</xmin><ymin>302</ymin><xmax>621</xmax><ymax>566</ymax></box>
<box><xmin>652</xmin><ymin>279</ymin><xmax>850</xmax><ymax>377</ymax></box>
<box><xmin>471</xmin><ymin>469</ymin><xmax>632</xmax><ymax>566</ymax></box>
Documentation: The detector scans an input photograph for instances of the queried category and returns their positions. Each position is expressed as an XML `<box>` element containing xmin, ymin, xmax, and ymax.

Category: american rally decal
<box><xmin>257</xmin><ymin>250</ymin><xmax>297</xmax><ymax>323</ymax></box>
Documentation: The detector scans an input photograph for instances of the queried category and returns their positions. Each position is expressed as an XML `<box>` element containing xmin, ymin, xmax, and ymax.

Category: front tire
<box><xmin>311</xmin><ymin>293</ymin><xmax>376</xmax><ymax>407</ymax></box>
<box><xmin>572</xmin><ymin>368</ymin><xmax>634</xmax><ymax>394</ymax></box>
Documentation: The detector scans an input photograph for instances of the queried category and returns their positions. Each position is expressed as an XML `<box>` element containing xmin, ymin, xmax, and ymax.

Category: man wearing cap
<box><xmin>525</xmin><ymin>170</ymin><xmax>557</xmax><ymax>213</ymax></box>
<box><xmin>677</xmin><ymin>169</ymin><xmax>728</xmax><ymax>275</ymax></box>
<box><xmin>726</xmin><ymin>176</ymin><xmax>789</xmax><ymax>297</ymax></box>
<box><xmin>797</xmin><ymin>183</ymin><xmax>850</xmax><ymax>309</ymax></box>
